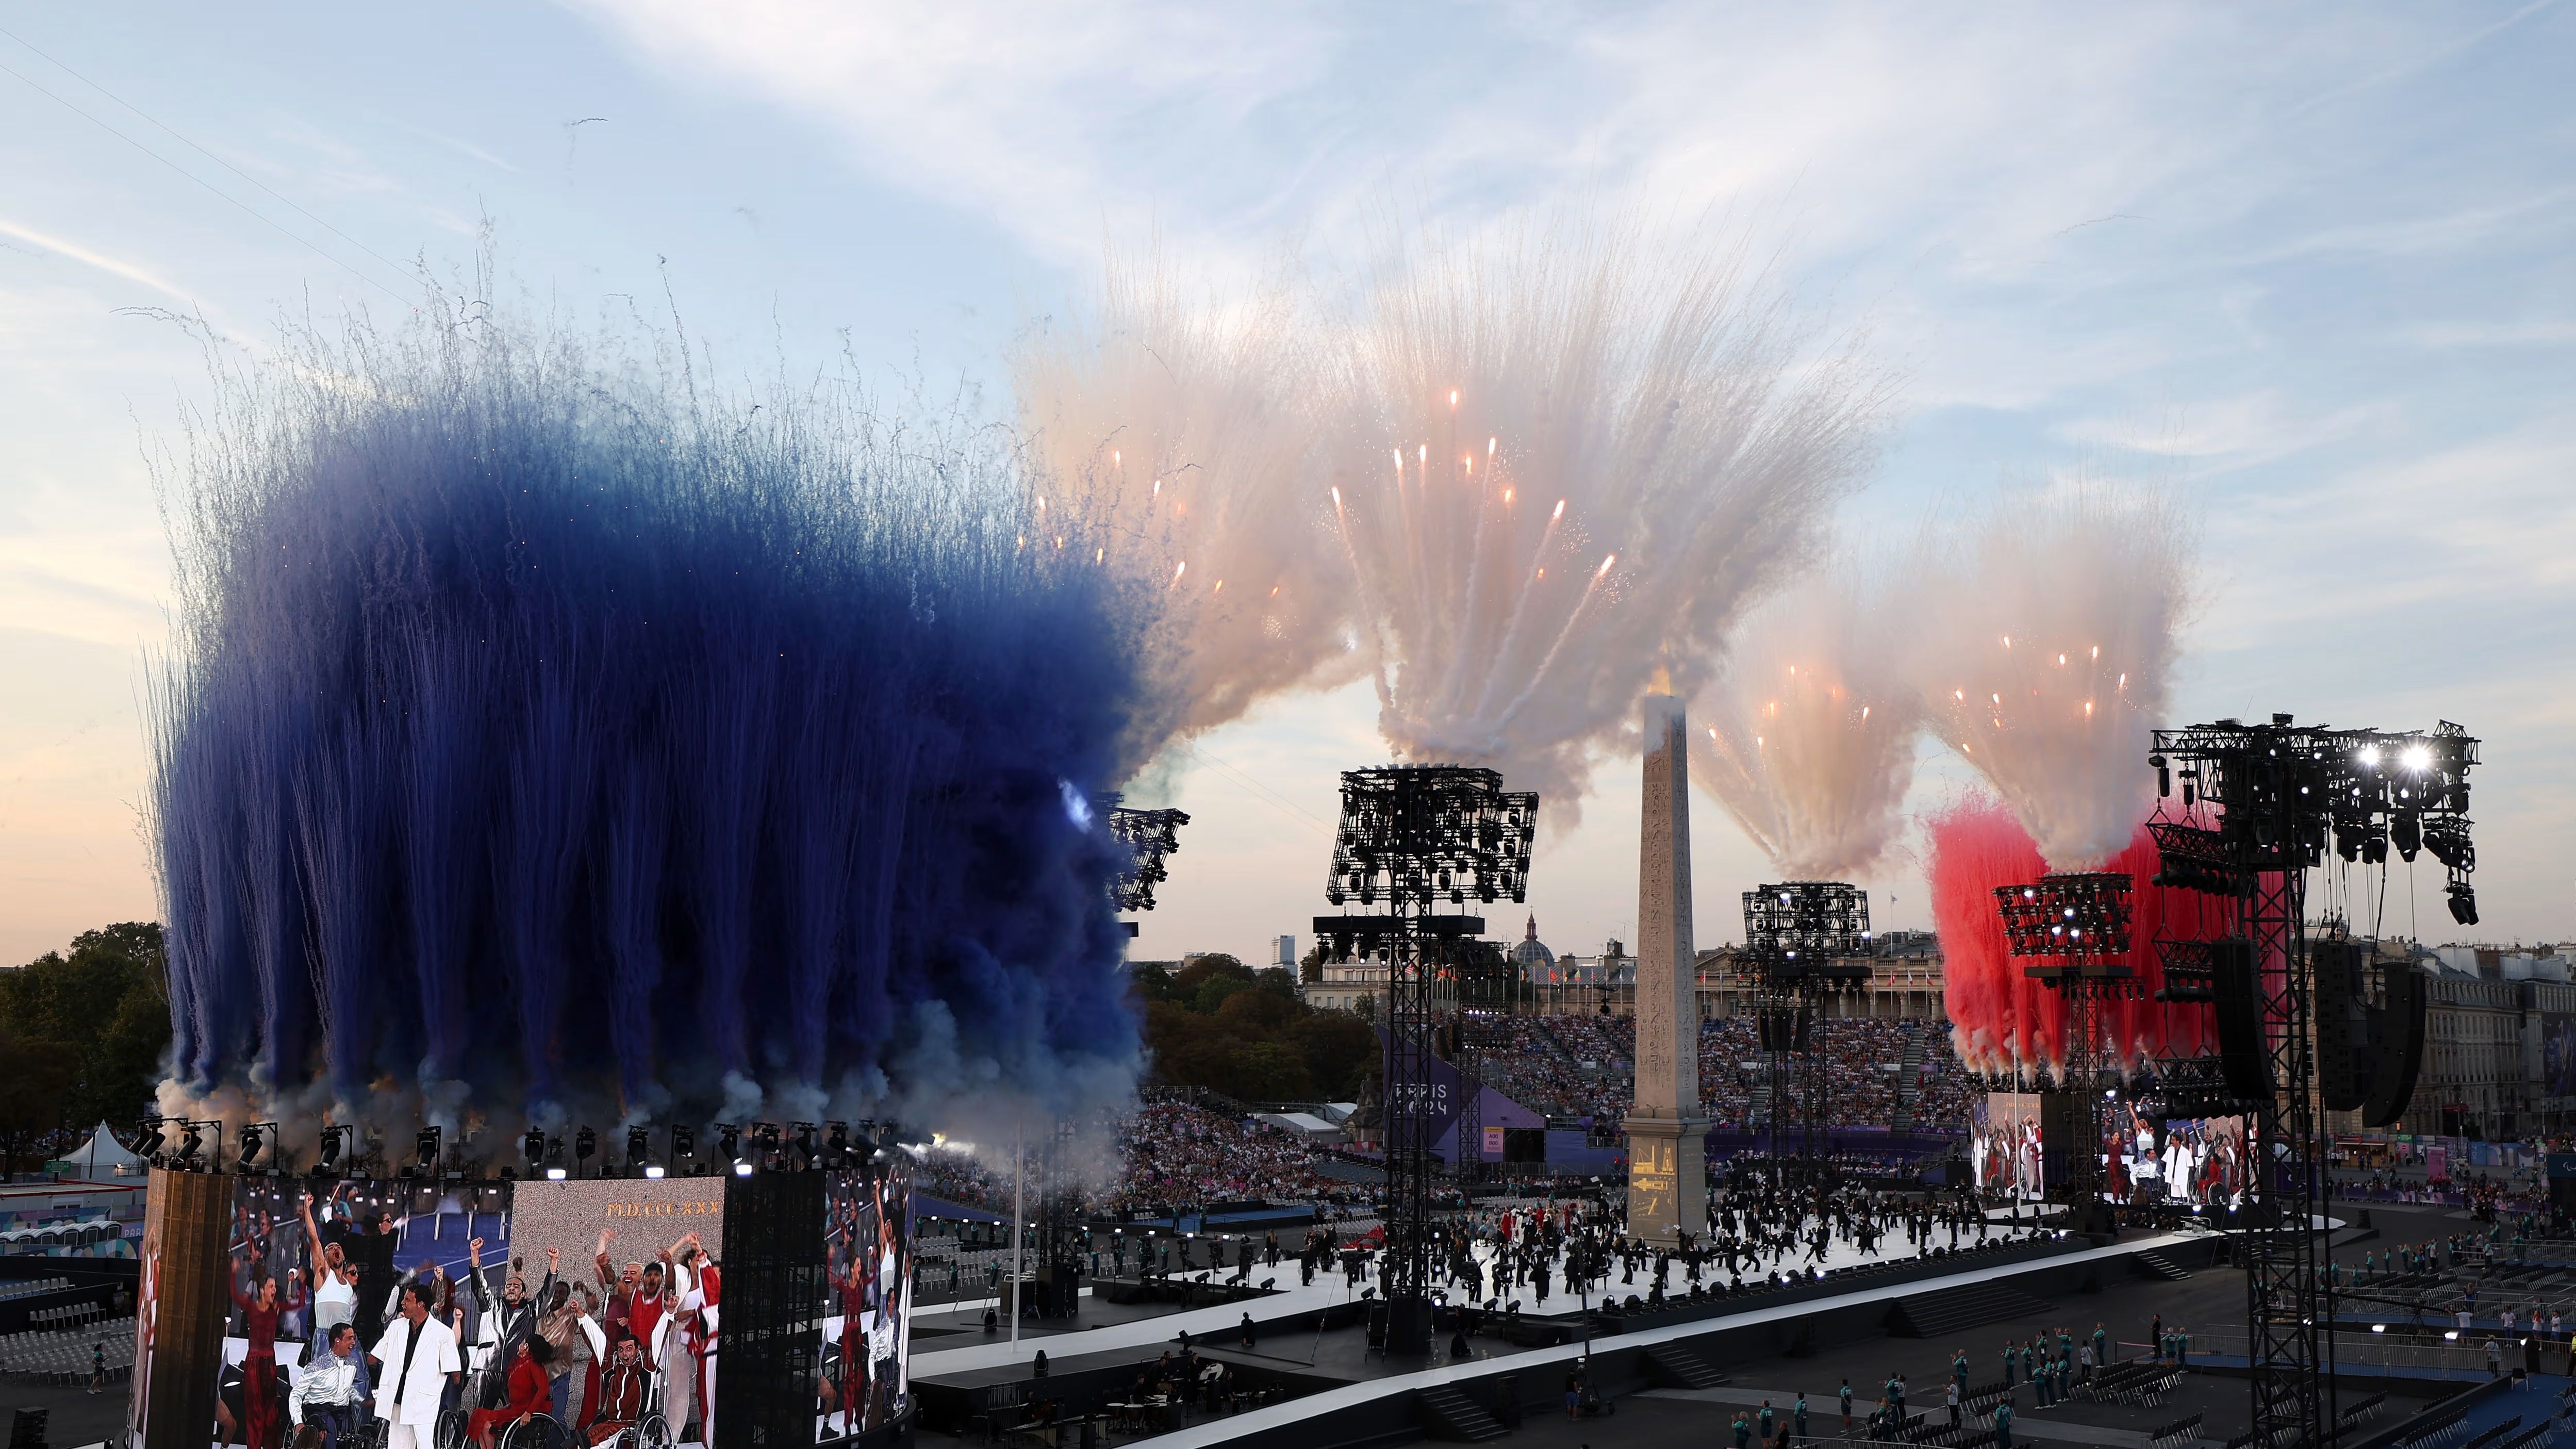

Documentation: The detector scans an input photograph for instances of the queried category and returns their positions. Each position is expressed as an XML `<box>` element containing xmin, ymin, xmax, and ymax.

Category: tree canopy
<box><xmin>0</xmin><ymin>923</ymin><xmax>171</xmax><ymax>1171</ymax></box>
<box><xmin>1133</xmin><ymin>956</ymin><xmax>1375</xmax><ymax>1104</ymax></box>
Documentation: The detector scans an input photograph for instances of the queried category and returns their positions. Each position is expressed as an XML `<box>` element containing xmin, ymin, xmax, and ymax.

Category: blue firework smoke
<box><xmin>151</xmin><ymin>312</ymin><xmax>1144</xmax><ymax>1145</ymax></box>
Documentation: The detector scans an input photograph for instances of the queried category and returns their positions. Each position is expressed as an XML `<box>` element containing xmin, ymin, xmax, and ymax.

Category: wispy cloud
<box><xmin>0</xmin><ymin>215</ymin><xmax>204</xmax><ymax>310</ymax></box>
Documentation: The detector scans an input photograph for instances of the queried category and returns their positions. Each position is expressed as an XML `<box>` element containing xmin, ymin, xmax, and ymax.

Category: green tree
<box><xmin>0</xmin><ymin>1027</ymin><xmax>79</xmax><ymax>1171</ymax></box>
<box><xmin>1292</xmin><ymin>1010</ymin><xmax>1379</xmax><ymax>1099</ymax></box>
<box><xmin>1232</xmin><ymin>1041</ymin><xmax>1314</xmax><ymax>1101</ymax></box>
<box><xmin>0</xmin><ymin>922</ymin><xmax>172</xmax><ymax>1157</ymax></box>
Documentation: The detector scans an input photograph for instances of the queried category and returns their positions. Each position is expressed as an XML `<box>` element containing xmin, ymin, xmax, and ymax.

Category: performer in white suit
<box><xmin>370</xmin><ymin>1282</ymin><xmax>463</xmax><ymax>1449</ymax></box>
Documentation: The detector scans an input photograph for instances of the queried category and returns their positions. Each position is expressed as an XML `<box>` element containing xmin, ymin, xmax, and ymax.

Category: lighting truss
<box><xmin>1994</xmin><ymin>872</ymin><xmax>2136</xmax><ymax>973</ymax></box>
<box><xmin>1323</xmin><ymin>766</ymin><xmax>1537</xmax><ymax>908</ymax></box>
<box><xmin>1741</xmin><ymin>882</ymin><xmax>1874</xmax><ymax>978</ymax></box>
<box><xmin>2148</xmin><ymin>712</ymin><xmax>2481</xmax><ymax>1449</ymax></box>
<box><xmin>1738</xmin><ymin>882</ymin><xmax>1871</xmax><ymax>1178</ymax></box>
<box><xmin>1107</xmin><ymin>802</ymin><xmax>1191</xmax><ymax>913</ymax></box>
<box><xmin>1991</xmin><ymin>871</ymin><xmax>2134</xmax><ymax>1223</ymax></box>
<box><xmin>2152</xmin><ymin>938</ymin><xmax>2221</xmax><ymax>1003</ymax></box>
<box><xmin>1315</xmin><ymin>764</ymin><xmax>1538</xmax><ymax>1356</ymax></box>
<box><xmin>2135</xmin><ymin>1053</ymin><xmax>2266</xmax><ymax>1123</ymax></box>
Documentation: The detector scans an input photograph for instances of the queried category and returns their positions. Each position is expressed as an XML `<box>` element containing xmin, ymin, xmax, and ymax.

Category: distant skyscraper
<box><xmin>1276</xmin><ymin>934</ymin><xmax>1297</xmax><ymax>969</ymax></box>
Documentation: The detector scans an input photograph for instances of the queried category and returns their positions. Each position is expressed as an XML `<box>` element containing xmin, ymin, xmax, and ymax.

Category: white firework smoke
<box><xmin>1015</xmin><ymin>255</ymin><xmax>1354</xmax><ymax>777</ymax></box>
<box><xmin>1690</xmin><ymin>571</ymin><xmax>1923</xmax><ymax>879</ymax></box>
<box><xmin>1319</xmin><ymin>220</ymin><xmax>1886</xmax><ymax>811</ymax></box>
<box><xmin>1909</xmin><ymin>479</ymin><xmax>2197</xmax><ymax>870</ymax></box>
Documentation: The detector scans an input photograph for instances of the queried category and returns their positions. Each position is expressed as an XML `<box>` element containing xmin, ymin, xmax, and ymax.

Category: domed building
<box><xmin>1509</xmin><ymin>914</ymin><xmax>1556</xmax><ymax>980</ymax></box>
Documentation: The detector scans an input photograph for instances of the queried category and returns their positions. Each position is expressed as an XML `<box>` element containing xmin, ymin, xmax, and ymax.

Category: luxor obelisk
<box><xmin>1624</xmin><ymin>686</ymin><xmax>1709</xmax><ymax>1247</ymax></box>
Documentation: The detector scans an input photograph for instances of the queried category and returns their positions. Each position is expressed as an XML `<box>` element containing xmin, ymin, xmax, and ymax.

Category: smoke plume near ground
<box><xmin>148</xmin><ymin>299</ymin><xmax>1148</xmax><ymax>1163</ymax></box>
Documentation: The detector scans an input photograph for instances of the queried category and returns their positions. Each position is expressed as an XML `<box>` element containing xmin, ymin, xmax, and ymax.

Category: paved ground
<box><xmin>3</xmin><ymin>1375</ymin><xmax>122</xmax><ymax>1449</ymax></box>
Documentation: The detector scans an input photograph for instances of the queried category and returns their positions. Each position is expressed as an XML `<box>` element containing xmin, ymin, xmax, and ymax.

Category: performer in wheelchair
<box><xmin>468</xmin><ymin>1336</ymin><xmax>554</xmax><ymax>1449</ymax></box>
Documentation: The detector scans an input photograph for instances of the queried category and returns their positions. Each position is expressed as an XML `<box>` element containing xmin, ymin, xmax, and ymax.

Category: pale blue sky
<box><xmin>3</xmin><ymin>2</ymin><xmax>2572</xmax><ymax>966</ymax></box>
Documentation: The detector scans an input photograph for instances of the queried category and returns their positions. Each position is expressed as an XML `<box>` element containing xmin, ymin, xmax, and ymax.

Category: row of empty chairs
<box><xmin>0</xmin><ymin>1278</ymin><xmax>71</xmax><ymax>1300</ymax></box>
<box><xmin>1</xmin><ymin>1314</ymin><xmax>136</xmax><ymax>1385</ymax></box>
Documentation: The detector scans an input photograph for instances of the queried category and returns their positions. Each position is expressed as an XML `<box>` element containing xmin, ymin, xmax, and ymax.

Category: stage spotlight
<box><xmin>2449</xmin><ymin>883</ymin><xmax>2479</xmax><ymax>926</ymax></box>
<box><xmin>136</xmin><ymin>1116</ymin><xmax>166</xmax><ymax>1164</ymax></box>
<box><xmin>626</xmin><ymin>1126</ymin><xmax>651</xmax><ymax>1170</ymax></box>
<box><xmin>717</xmin><ymin>1123</ymin><xmax>741</xmax><ymax>1167</ymax></box>
<box><xmin>671</xmin><ymin>1125</ymin><xmax>695</xmax><ymax>1162</ymax></box>
<box><xmin>175</xmin><ymin>1121</ymin><xmax>207</xmax><ymax>1171</ymax></box>
<box><xmin>794</xmin><ymin>1122</ymin><xmax>819</xmax><ymax>1168</ymax></box>
<box><xmin>317</xmin><ymin>1125</ymin><xmax>346</xmax><ymax>1177</ymax></box>
<box><xmin>574</xmin><ymin>1127</ymin><xmax>597</xmax><ymax>1173</ymax></box>
<box><xmin>415</xmin><ymin>1127</ymin><xmax>442</xmax><ymax>1177</ymax></box>
<box><xmin>734</xmin><ymin>1160</ymin><xmax>754</xmax><ymax>1177</ymax></box>
<box><xmin>547</xmin><ymin>1166</ymin><xmax>568</xmax><ymax>1181</ymax></box>
<box><xmin>236</xmin><ymin>1124</ymin><xmax>264</xmax><ymax>1174</ymax></box>
<box><xmin>825</xmin><ymin>1122</ymin><xmax>849</xmax><ymax>1167</ymax></box>
<box><xmin>523</xmin><ymin>1128</ymin><xmax>545</xmax><ymax>1166</ymax></box>
<box><xmin>2402</xmin><ymin>744</ymin><xmax>2433</xmax><ymax>773</ymax></box>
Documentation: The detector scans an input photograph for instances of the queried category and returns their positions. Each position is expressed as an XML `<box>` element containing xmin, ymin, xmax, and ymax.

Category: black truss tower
<box><xmin>2148</xmin><ymin>715</ymin><xmax>2479</xmax><ymax>1449</ymax></box>
<box><xmin>1316</xmin><ymin>765</ymin><xmax>1535</xmax><ymax>1355</ymax></box>
<box><xmin>1108</xmin><ymin>802</ymin><xmax>1191</xmax><ymax>933</ymax></box>
<box><xmin>1992</xmin><ymin>871</ymin><xmax>2136</xmax><ymax>1233</ymax></box>
<box><xmin>1739</xmin><ymin>883</ymin><xmax>1872</xmax><ymax>1178</ymax></box>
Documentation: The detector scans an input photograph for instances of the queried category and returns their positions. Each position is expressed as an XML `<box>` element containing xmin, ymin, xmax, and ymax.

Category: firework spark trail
<box><xmin>1690</xmin><ymin>571</ymin><xmax>1924</xmax><ymax>880</ymax></box>
<box><xmin>1322</xmin><ymin>219</ymin><xmax>1885</xmax><ymax>813</ymax></box>
<box><xmin>149</xmin><ymin>300</ymin><xmax>1149</xmax><ymax>1157</ymax></box>
<box><xmin>1014</xmin><ymin>255</ymin><xmax>1356</xmax><ymax>777</ymax></box>
<box><xmin>1909</xmin><ymin>480</ymin><xmax>2196</xmax><ymax>870</ymax></box>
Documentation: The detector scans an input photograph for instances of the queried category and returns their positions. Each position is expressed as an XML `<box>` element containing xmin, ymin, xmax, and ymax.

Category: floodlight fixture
<box><xmin>626</xmin><ymin>1126</ymin><xmax>651</xmax><ymax>1170</ymax></box>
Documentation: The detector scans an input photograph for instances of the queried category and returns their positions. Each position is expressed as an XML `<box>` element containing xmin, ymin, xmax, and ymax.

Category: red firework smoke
<box><xmin>1928</xmin><ymin>797</ymin><xmax>2049</xmax><ymax>1076</ymax></box>
<box><xmin>1933</xmin><ymin>805</ymin><xmax>2220</xmax><ymax>1081</ymax></box>
<box><xmin>2103</xmin><ymin>821</ymin><xmax>2218</xmax><ymax>1071</ymax></box>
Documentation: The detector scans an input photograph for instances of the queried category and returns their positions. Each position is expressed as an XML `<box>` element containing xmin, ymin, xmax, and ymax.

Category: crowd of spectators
<box><xmin>906</xmin><ymin>1018</ymin><xmax>1982</xmax><ymax>1220</ymax></box>
<box><xmin>1096</xmin><ymin>1104</ymin><xmax>1342</xmax><ymax>1214</ymax></box>
<box><xmin>1461</xmin><ymin>1015</ymin><xmax>1630</xmax><ymax>1121</ymax></box>
<box><xmin>1457</xmin><ymin>1013</ymin><xmax>1977</xmax><ymax>1132</ymax></box>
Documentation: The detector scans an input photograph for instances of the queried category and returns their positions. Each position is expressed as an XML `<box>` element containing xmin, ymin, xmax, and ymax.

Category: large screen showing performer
<box><xmin>135</xmin><ymin>1168</ymin><xmax>907</xmax><ymax>1449</ymax></box>
<box><xmin>818</xmin><ymin>1163</ymin><xmax>913</xmax><ymax>1442</ymax></box>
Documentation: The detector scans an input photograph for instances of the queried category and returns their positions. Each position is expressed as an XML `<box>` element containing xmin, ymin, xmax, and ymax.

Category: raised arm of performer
<box><xmin>469</xmin><ymin>1236</ymin><xmax>493</xmax><ymax>1310</ymax></box>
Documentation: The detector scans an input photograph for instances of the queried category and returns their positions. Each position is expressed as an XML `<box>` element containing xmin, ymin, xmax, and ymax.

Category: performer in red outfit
<box><xmin>468</xmin><ymin>1338</ymin><xmax>554</xmax><ymax>1449</ymax></box>
<box><xmin>586</xmin><ymin>1335</ymin><xmax>650</xmax><ymax>1447</ymax></box>
<box><xmin>232</xmin><ymin>1270</ymin><xmax>308</xmax><ymax>1449</ymax></box>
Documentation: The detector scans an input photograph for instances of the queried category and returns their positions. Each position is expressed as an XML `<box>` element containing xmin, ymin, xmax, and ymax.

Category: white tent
<box><xmin>62</xmin><ymin>1122</ymin><xmax>143</xmax><ymax>1178</ymax></box>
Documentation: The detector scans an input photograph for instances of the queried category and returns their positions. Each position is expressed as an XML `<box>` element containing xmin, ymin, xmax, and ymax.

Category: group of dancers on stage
<box><xmin>1262</xmin><ymin>1172</ymin><xmax>2052</xmax><ymax>1316</ymax></box>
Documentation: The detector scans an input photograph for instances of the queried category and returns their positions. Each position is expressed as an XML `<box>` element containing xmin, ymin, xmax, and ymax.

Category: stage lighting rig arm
<box><xmin>1108</xmin><ymin>803</ymin><xmax>1192</xmax><ymax>913</ymax></box>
